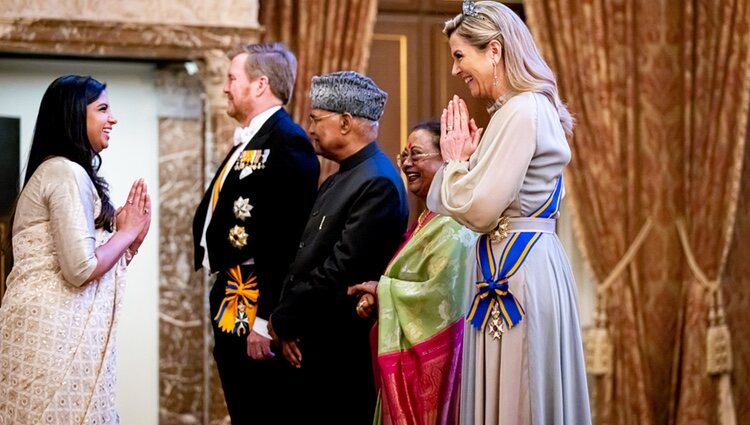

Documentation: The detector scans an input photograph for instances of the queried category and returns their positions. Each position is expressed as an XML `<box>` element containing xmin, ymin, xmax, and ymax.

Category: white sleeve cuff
<box><xmin>253</xmin><ymin>317</ymin><xmax>271</xmax><ymax>339</ymax></box>
<box><xmin>444</xmin><ymin>159</ymin><xmax>470</xmax><ymax>172</ymax></box>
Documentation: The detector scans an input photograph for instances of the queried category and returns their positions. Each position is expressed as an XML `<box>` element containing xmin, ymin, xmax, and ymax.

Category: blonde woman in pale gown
<box><xmin>0</xmin><ymin>75</ymin><xmax>151</xmax><ymax>424</ymax></box>
<box><xmin>427</xmin><ymin>2</ymin><xmax>591</xmax><ymax>424</ymax></box>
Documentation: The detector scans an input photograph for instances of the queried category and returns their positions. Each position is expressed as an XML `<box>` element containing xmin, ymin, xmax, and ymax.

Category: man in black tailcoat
<box><xmin>192</xmin><ymin>42</ymin><xmax>319</xmax><ymax>424</ymax></box>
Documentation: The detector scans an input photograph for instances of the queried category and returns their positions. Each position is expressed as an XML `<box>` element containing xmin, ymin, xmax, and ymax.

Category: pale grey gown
<box><xmin>428</xmin><ymin>91</ymin><xmax>591</xmax><ymax>425</ymax></box>
<box><xmin>0</xmin><ymin>157</ymin><xmax>126</xmax><ymax>425</ymax></box>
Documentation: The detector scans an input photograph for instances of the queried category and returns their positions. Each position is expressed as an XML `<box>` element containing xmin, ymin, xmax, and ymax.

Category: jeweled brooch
<box><xmin>228</xmin><ymin>225</ymin><xmax>249</xmax><ymax>249</ymax></box>
<box><xmin>488</xmin><ymin>216</ymin><xmax>510</xmax><ymax>242</ymax></box>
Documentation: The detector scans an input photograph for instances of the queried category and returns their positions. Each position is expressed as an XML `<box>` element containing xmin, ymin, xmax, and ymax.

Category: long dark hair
<box><xmin>22</xmin><ymin>75</ymin><xmax>115</xmax><ymax>231</ymax></box>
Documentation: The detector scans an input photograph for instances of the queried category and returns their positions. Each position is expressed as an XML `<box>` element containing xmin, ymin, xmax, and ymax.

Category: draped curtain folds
<box><xmin>526</xmin><ymin>0</ymin><xmax>750</xmax><ymax>424</ymax></box>
<box><xmin>525</xmin><ymin>1</ymin><xmax>656</xmax><ymax>423</ymax></box>
<box><xmin>260</xmin><ymin>0</ymin><xmax>378</xmax><ymax>182</ymax></box>
<box><xmin>676</xmin><ymin>1</ymin><xmax>750</xmax><ymax>424</ymax></box>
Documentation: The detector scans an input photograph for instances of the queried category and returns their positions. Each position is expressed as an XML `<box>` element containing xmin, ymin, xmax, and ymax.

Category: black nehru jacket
<box><xmin>272</xmin><ymin>141</ymin><xmax>408</xmax><ymax>338</ymax></box>
<box><xmin>271</xmin><ymin>141</ymin><xmax>408</xmax><ymax>424</ymax></box>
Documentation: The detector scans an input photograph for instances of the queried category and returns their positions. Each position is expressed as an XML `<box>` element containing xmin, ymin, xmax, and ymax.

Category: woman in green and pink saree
<box><xmin>349</xmin><ymin>121</ymin><xmax>477</xmax><ymax>425</ymax></box>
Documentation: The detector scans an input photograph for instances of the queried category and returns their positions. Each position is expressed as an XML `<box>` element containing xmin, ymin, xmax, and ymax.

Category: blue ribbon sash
<box><xmin>467</xmin><ymin>176</ymin><xmax>563</xmax><ymax>332</ymax></box>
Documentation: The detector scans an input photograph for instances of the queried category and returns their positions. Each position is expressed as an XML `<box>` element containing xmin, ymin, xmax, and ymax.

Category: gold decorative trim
<box><xmin>373</xmin><ymin>33</ymin><xmax>408</xmax><ymax>151</ymax></box>
<box><xmin>438</xmin><ymin>31</ymin><xmax>449</xmax><ymax>108</ymax></box>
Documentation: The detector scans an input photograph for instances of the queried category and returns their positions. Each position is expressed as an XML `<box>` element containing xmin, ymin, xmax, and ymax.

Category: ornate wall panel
<box><xmin>156</xmin><ymin>68</ymin><xmax>212</xmax><ymax>424</ymax></box>
<box><xmin>158</xmin><ymin>114</ymin><xmax>207</xmax><ymax>424</ymax></box>
<box><xmin>368</xmin><ymin>16</ymin><xmax>421</xmax><ymax>224</ymax></box>
<box><xmin>0</xmin><ymin>19</ymin><xmax>258</xmax><ymax>61</ymax></box>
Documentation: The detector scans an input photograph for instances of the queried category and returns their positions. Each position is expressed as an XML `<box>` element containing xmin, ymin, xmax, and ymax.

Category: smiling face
<box><xmin>86</xmin><ymin>90</ymin><xmax>117</xmax><ymax>153</ymax></box>
<box><xmin>449</xmin><ymin>33</ymin><xmax>501</xmax><ymax>102</ymax></box>
<box><xmin>400</xmin><ymin>129</ymin><xmax>443</xmax><ymax>200</ymax></box>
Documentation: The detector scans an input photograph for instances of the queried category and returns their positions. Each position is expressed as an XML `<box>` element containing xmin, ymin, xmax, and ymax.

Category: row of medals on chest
<box><xmin>234</xmin><ymin>149</ymin><xmax>269</xmax><ymax>171</ymax></box>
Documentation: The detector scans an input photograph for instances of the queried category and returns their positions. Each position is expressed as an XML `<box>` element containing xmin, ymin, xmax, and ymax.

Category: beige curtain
<box><xmin>674</xmin><ymin>1</ymin><xmax>750</xmax><ymax>424</ymax></box>
<box><xmin>260</xmin><ymin>0</ymin><xmax>378</xmax><ymax>182</ymax></box>
<box><xmin>723</xmin><ymin>121</ymin><xmax>750</xmax><ymax>423</ymax></box>
<box><xmin>526</xmin><ymin>1</ymin><xmax>659</xmax><ymax>423</ymax></box>
<box><xmin>526</xmin><ymin>0</ymin><xmax>750</xmax><ymax>424</ymax></box>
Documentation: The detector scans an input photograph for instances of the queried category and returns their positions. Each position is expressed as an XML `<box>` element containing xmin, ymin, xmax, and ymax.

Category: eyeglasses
<box><xmin>308</xmin><ymin>112</ymin><xmax>339</xmax><ymax>126</ymax></box>
<box><xmin>396</xmin><ymin>150</ymin><xmax>441</xmax><ymax>167</ymax></box>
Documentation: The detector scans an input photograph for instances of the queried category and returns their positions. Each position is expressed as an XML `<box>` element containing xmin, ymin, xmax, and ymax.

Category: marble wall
<box><xmin>1</xmin><ymin>0</ymin><xmax>258</xmax><ymax>28</ymax></box>
<box><xmin>156</xmin><ymin>68</ymin><xmax>230</xmax><ymax>424</ymax></box>
<box><xmin>157</xmin><ymin>69</ymin><xmax>208</xmax><ymax>424</ymax></box>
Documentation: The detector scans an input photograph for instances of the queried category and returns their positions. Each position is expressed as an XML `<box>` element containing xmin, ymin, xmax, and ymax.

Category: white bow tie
<box><xmin>233</xmin><ymin>126</ymin><xmax>254</xmax><ymax>146</ymax></box>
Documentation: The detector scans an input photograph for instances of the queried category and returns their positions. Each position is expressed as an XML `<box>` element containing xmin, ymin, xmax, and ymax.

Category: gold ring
<box><xmin>144</xmin><ymin>208</ymin><xmax>149</xmax><ymax>214</ymax></box>
<box><xmin>446</xmin><ymin>126</ymin><xmax>453</xmax><ymax>131</ymax></box>
<box><xmin>128</xmin><ymin>200</ymin><xmax>133</xmax><ymax>205</ymax></box>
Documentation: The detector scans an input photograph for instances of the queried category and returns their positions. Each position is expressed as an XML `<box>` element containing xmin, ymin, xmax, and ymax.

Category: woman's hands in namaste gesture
<box><xmin>440</xmin><ymin>95</ymin><xmax>483</xmax><ymax>162</ymax></box>
<box><xmin>116</xmin><ymin>178</ymin><xmax>151</xmax><ymax>254</ymax></box>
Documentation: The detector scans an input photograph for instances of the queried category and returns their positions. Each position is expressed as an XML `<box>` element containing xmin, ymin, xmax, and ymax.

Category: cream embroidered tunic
<box><xmin>0</xmin><ymin>157</ymin><xmax>126</xmax><ymax>425</ymax></box>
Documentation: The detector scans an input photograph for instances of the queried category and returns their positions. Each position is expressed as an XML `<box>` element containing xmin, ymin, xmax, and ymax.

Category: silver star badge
<box><xmin>233</xmin><ymin>197</ymin><xmax>253</xmax><ymax>221</ymax></box>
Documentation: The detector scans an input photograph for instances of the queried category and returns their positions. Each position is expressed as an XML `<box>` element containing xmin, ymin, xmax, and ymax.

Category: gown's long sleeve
<box><xmin>45</xmin><ymin>160</ymin><xmax>99</xmax><ymax>286</ymax></box>
<box><xmin>427</xmin><ymin>94</ymin><xmax>539</xmax><ymax>233</ymax></box>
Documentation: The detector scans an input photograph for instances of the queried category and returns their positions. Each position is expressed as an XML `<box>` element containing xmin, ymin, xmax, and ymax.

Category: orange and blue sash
<box><xmin>467</xmin><ymin>176</ymin><xmax>563</xmax><ymax>332</ymax></box>
<box><xmin>214</xmin><ymin>265</ymin><xmax>259</xmax><ymax>335</ymax></box>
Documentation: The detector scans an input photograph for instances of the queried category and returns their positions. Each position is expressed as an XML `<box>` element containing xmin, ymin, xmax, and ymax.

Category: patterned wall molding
<box><xmin>0</xmin><ymin>18</ymin><xmax>259</xmax><ymax>61</ymax></box>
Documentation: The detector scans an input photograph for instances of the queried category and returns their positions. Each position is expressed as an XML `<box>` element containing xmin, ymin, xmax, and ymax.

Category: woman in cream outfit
<box><xmin>427</xmin><ymin>2</ymin><xmax>591</xmax><ymax>424</ymax></box>
<box><xmin>0</xmin><ymin>75</ymin><xmax>151</xmax><ymax>424</ymax></box>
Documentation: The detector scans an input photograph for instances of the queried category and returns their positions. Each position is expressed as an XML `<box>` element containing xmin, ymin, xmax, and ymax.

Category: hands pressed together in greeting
<box><xmin>116</xmin><ymin>178</ymin><xmax>152</xmax><ymax>255</ymax></box>
<box><xmin>440</xmin><ymin>95</ymin><xmax>483</xmax><ymax>162</ymax></box>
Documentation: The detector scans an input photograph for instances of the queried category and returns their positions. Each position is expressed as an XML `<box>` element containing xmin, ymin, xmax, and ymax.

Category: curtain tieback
<box><xmin>675</xmin><ymin>219</ymin><xmax>733</xmax><ymax>375</ymax></box>
<box><xmin>676</xmin><ymin>218</ymin><xmax>736</xmax><ymax>425</ymax></box>
<box><xmin>585</xmin><ymin>217</ymin><xmax>653</xmax><ymax>376</ymax></box>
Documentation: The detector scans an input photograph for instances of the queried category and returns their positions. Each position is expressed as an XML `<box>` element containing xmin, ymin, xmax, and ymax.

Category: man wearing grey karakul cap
<box><xmin>269</xmin><ymin>71</ymin><xmax>408</xmax><ymax>424</ymax></box>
